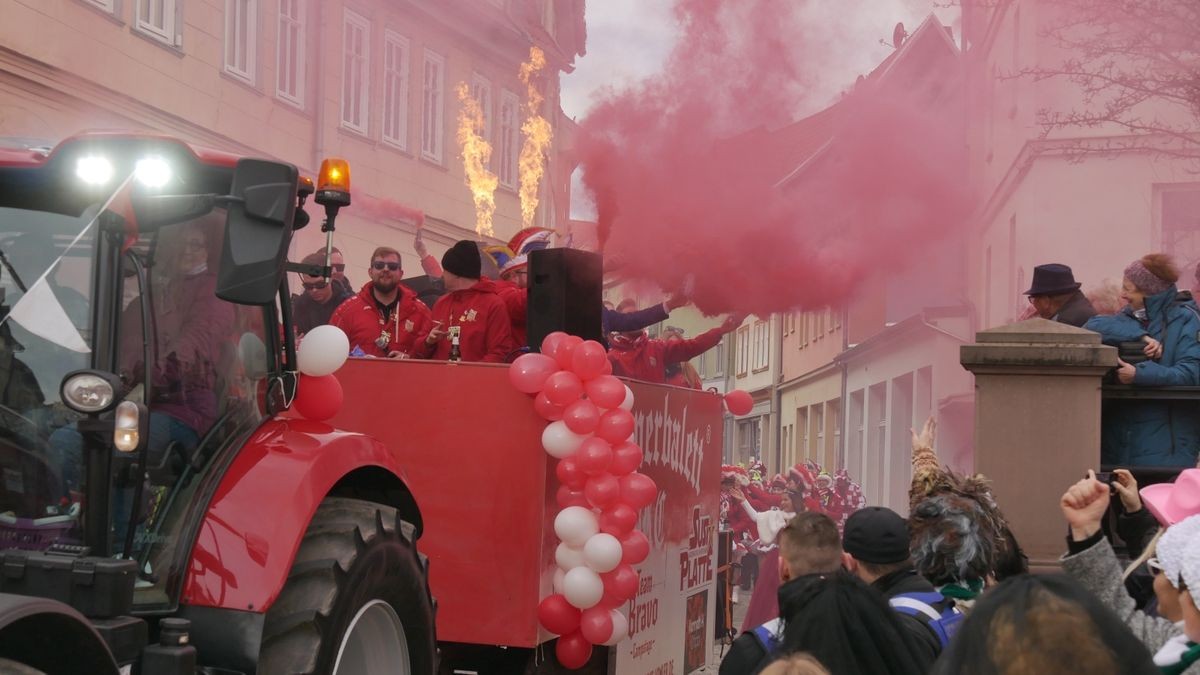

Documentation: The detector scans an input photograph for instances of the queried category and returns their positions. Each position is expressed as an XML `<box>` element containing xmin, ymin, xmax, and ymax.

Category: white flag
<box><xmin>8</xmin><ymin>279</ymin><xmax>90</xmax><ymax>353</ymax></box>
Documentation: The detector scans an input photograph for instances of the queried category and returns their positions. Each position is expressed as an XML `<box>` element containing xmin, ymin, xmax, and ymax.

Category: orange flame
<box><xmin>518</xmin><ymin>46</ymin><xmax>553</xmax><ymax>229</ymax></box>
<box><xmin>456</xmin><ymin>82</ymin><xmax>498</xmax><ymax>238</ymax></box>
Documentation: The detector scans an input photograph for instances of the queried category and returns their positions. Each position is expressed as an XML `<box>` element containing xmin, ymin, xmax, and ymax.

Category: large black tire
<box><xmin>258</xmin><ymin>497</ymin><xmax>436</xmax><ymax>674</ymax></box>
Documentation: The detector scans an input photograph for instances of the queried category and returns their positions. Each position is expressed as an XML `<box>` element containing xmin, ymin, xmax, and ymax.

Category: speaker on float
<box><xmin>527</xmin><ymin>248</ymin><xmax>603</xmax><ymax>349</ymax></box>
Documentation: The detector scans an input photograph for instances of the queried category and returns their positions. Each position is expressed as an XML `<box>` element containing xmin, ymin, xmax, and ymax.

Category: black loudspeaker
<box><xmin>527</xmin><ymin>248</ymin><xmax>603</xmax><ymax>349</ymax></box>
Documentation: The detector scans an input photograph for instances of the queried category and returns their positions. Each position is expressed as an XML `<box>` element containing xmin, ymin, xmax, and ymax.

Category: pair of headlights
<box><xmin>60</xmin><ymin>371</ymin><xmax>142</xmax><ymax>453</ymax></box>
<box><xmin>75</xmin><ymin>156</ymin><xmax>172</xmax><ymax>189</ymax></box>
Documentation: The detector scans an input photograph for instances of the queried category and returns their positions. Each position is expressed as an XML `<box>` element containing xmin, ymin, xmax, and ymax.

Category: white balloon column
<box><xmin>293</xmin><ymin>325</ymin><xmax>350</xmax><ymax>420</ymax></box>
<box><xmin>509</xmin><ymin>332</ymin><xmax>657</xmax><ymax>670</ymax></box>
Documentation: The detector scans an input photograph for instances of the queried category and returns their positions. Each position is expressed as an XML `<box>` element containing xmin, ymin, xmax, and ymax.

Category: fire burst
<box><xmin>518</xmin><ymin>46</ymin><xmax>553</xmax><ymax>229</ymax></box>
<box><xmin>456</xmin><ymin>82</ymin><xmax>498</xmax><ymax>238</ymax></box>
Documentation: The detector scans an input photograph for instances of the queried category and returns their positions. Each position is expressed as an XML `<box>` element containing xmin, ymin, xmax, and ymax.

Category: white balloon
<box><xmin>552</xmin><ymin>568</ymin><xmax>566</xmax><ymax>594</ymax></box>
<box><xmin>619</xmin><ymin>385</ymin><xmax>635</xmax><ymax>411</ymax></box>
<box><xmin>238</xmin><ymin>333</ymin><xmax>267</xmax><ymax>379</ymax></box>
<box><xmin>542</xmin><ymin>421</ymin><xmax>587</xmax><ymax>459</ymax></box>
<box><xmin>563</xmin><ymin>566</ymin><xmax>604</xmax><ymax>610</ymax></box>
<box><xmin>556</xmin><ymin>542</ymin><xmax>587</xmax><ymax>570</ymax></box>
<box><xmin>583</xmin><ymin>533</ymin><xmax>623</xmax><ymax>573</ymax></box>
<box><xmin>603</xmin><ymin>610</ymin><xmax>629</xmax><ymax>645</ymax></box>
<box><xmin>297</xmin><ymin>325</ymin><xmax>350</xmax><ymax>376</ymax></box>
<box><xmin>554</xmin><ymin>506</ymin><xmax>599</xmax><ymax>547</ymax></box>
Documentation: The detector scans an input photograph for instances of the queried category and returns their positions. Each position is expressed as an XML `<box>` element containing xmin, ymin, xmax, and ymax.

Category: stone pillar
<box><xmin>960</xmin><ymin>318</ymin><xmax>1116</xmax><ymax>571</ymax></box>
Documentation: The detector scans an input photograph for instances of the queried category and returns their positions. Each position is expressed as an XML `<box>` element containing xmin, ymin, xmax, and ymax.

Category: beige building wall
<box><xmin>777</xmin><ymin>369</ymin><xmax>841</xmax><ymax>473</ymax></box>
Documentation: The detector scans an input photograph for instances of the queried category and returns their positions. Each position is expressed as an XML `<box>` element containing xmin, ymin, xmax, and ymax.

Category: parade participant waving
<box><xmin>417</xmin><ymin>240</ymin><xmax>515</xmax><ymax>363</ymax></box>
<box><xmin>608</xmin><ymin>312</ymin><xmax>743</xmax><ymax>384</ymax></box>
<box><xmin>330</xmin><ymin>246</ymin><xmax>432</xmax><ymax>359</ymax></box>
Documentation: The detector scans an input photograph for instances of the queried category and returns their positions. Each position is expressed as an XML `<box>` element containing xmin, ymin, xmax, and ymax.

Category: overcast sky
<box><xmin>560</xmin><ymin>0</ymin><xmax>957</xmax><ymax>121</ymax></box>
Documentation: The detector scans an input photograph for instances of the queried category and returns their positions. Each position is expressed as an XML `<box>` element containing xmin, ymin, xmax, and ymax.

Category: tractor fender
<box><xmin>0</xmin><ymin>593</ymin><xmax>119</xmax><ymax>674</ymax></box>
<box><xmin>181</xmin><ymin>417</ymin><xmax>420</xmax><ymax>613</ymax></box>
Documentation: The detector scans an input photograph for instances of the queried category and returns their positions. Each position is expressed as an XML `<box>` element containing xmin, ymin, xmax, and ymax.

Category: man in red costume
<box><xmin>608</xmin><ymin>313</ymin><xmax>744</xmax><ymax>384</ymax></box>
<box><xmin>416</xmin><ymin>240</ymin><xmax>515</xmax><ymax>363</ymax></box>
<box><xmin>330</xmin><ymin>246</ymin><xmax>431</xmax><ymax>358</ymax></box>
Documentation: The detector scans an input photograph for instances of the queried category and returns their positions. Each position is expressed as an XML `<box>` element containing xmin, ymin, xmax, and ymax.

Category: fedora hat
<box><xmin>1025</xmin><ymin>263</ymin><xmax>1081</xmax><ymax>296</ymax></box>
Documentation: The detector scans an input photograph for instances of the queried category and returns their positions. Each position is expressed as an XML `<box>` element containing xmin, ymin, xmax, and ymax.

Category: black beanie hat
<box><xmin>442</xmin><ymin>240</ymin><xmax>482</xmax><ymax>279</ymax></box>
<box><xmin>843</xmin><ymin>506</ymin><xmax>911</xmax><ymax>565</ymax></box>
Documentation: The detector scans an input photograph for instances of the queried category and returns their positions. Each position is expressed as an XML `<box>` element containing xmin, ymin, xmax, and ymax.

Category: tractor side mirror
<box><xmin>216</xmin><ymin>159</ymin><xmax>299</xmax><ymax>305</ymax></box>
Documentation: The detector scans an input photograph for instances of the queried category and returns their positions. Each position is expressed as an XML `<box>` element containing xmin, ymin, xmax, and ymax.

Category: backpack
<box><xmin>888</xmin><ymin>591</ymin><xmax>963</xmax><ymax>648</ymax></box>
<box><xmin>749</xmin><ymin>617</ymin><xmax>783</xmax><ymax>656</ymax></box>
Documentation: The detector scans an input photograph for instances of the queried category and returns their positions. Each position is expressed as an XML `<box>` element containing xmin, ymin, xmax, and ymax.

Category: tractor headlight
<box><xmin>60</xmin><ymin>371</ymin><xmax>119</xmax><ymax>413</ymax></box>
<box><xmin>135</xmin><ymin>157</ymin><xmax>172</xmax><ymax>188</ymax></box>
<box><xmin>75</xmin><ymin>156</ymin><xmax>114</xmax><ymax>186</ymax></box>
<box><xmin>113</xmin><ymin>401</ymin><xmax>142</xmax><ymax>453</ymax></box>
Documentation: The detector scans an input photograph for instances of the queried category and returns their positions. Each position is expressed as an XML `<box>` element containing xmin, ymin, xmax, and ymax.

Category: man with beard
<box><xmin>291</xmin><ymin>251</ymin><xmax>354</xmax><ymax>337</ymax></box>
<box><xmin>330</xmin><ymin>246</ymin><xmax>431</xmax><ymax>358</ymax></box>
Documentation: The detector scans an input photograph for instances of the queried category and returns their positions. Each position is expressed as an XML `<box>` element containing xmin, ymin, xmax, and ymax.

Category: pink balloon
<box><xmin>294</xmin><ymin>374</ymin><xmax>343</xmax><ymax>421</ymax></box>
<box><xmin>543</xmin><ymin>371</ymin><xmax>584</xmax><ymax>407</ymax></box>
<box><xmin>724</xmin><ymin>389</ymin><xmax>754</xmax><ymax>416</ymax></box>
<box><xmin>599</xmin><ymin>503</ymin><xmax>638</xmax><ymax>537</ymax></box>
<box><xmin>562</xmin><ymin>399</ymin><xmax>601</xmax><ymax>435</ymax></box>
<box><xmin>508</xmin><ymin>353</ymin><xmax>559</xmax><ymax>394</ymax></box>
<box><xmin>585</xmin><ymin>473</ymin><xmax>621</xmax><ymax>509</ymax></box>
<box><xmin>620</xmin><ymin>529</ymin><xmax>650</xmax><ymax>565</ymax></box>
<box><xmin>601</xmin><ymin>564</ymin><xmax>639</xmax><ymax>602</ymax></box>
<box><xmin>619</xmin><ymin>472</ymin><xmax>658</xmax><ymax>510</ymax></box>
<box><xmin>538</xmin><ymin>594</ymin><xmax>581</xmax><ymax>635</ymax></box>
<box><xmin>609</xmin><ymin>441</ymin><xmax>644</xmax><ymax>476</ymax></box>
<box><xmin>585</xmin><ymin>375</ymin><xmax>625</xmax><ymax>410</ymax></box>
<box><xmin>596</xmin><ymin>408</ymin><xmax>635</xmax><ymax>444</ymax></box>
<box><xmin>556</xmin><ymin>457</ymin><xmax>587</xmax><ymax>490</ymax></box>
<box><xmin>571</xmin><ymin>341</ymin><xmax>608</xmax><ymax>381</ymax></box>
<box><xmin>555</xmin><ymin>631</ymin><xmax>592</xmax><ymax>670</ymax></box>
<box><xmin>541</xmin><ymin>331</ymin><xmax>569</xmax><ymax>356</ymax></box>
<box><xmin>534</xmin><ymin>392</ymin><xmax>566</xmax><ymax>421</ymax></box>
<box><xmin>557</xmin><ymin>485</ymin><xmax>590</xmax><ymax>509</ymax></box>
<box><xmin>576</xmin><ymin>437</ymin><xmax>614</xmax><ymax>476</ymax></box>
<box><xmin>579</xmin><ymin>607</ymin><xmax>615</xmax><ymax>644</ymax></box>
<box><xmin>553</xmin><ymin>335</ymin><xmax>584</xmax><ymax>371</ymax></box>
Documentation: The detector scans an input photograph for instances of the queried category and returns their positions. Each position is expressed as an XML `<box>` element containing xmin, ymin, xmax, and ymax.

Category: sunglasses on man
<box><xmin>331</xmin><ymin>263</ymin><xmax>346</xmax><ymax>272</ymax></box>
<box><xmin>372</xmin><ymin>261</ymin><xmax>401</xmax><ymax>271</ymax></box>
<box><xmin>302</xmin><ymin>280</ymin><xmax>329</xmax><ymax>291</ymax></box>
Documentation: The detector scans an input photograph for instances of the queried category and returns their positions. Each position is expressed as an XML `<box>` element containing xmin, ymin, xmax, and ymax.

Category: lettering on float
<box><xmin>678</xmin><ymin>506</ymin><xmax>715</xmax><ymax>592</ymax></box>
<box><xmin>627</xmin><ymin>573</ymin><xmax>659</xmax><ymax>642</ymax></box>
<box><xmin>632</xmin><ymin>395</ymin><xmax>708</xmax><ymax>496</ymax></box>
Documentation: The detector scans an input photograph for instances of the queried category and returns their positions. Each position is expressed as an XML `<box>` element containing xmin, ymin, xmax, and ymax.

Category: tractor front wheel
<box><xmin>258</xmin><ymin>497</ymin><xmax>435</xmax><ymax>674</ymax></box>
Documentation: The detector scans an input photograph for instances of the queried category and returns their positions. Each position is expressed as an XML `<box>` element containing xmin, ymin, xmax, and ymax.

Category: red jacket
<box><xmin>493</xmin><ymin>279</ymin><xmax>528</xmax><ymax>348</ymax></box>
<box><xmin>330</xmin><ymin>283</ymin><xmax>432</xmax><ymax>358</ymax></box>
<box><xmin>607</xmin><ymin>326</ymin><xmax>725</xmax><ymax>384</ymax></box>
<box><xmin>417</xmin><ymin>278</ymin><xmax>515</xmax><ymax>363</ymax></box>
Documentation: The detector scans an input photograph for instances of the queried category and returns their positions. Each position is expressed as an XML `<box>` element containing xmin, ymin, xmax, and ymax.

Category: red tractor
<box><xmin>0</xmin><ymin>133</ymin><xmax>435</xmax><ymax>674</ymax></box>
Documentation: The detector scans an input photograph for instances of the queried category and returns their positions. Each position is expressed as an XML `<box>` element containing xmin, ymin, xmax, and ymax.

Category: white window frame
<box><xmin>136</xmin><ymin>0</ymin><xmax>181</xmax><ymax>47</ymax></box>
<box><xmin>341</xmin><ymin>9</ymin><xmax>370</xmax><ymax>135</ymax></box>
<box><xmin>498</xmin><ymin>89</ymin><xmax>520</xmax><ymax>189</ymax></box>
<box><xmin>736</xmin><ymin>325</ymin><xmax>749</xmax><ymax>377</ymax></box>
<box><xmin>382</xmin><ymin>30</ymin><xmax>410</xmax><ymax>150</ymax></box>
<box><xmin>470</xmin><ymin>73</ymin><xmax>493</xmax><ymax>142</ymax></box>
<box><xmin>752</xmin><ymin>320</ymin><xmax>769</xmax><ymax>372</ymax></box>
<box><xmin>421</xmin><ymin>49</ymin><xmax>446</xmax><ymax>162</ymax></box>
<box><xmin>82</xmin><ymin>0</ymin><xmax>117</xmax><ymax>14</ymax></box>
<box><xmin>276</xmin><ymin>0</ymin><xmax>306</xmax><ymax>107</ymax></box>
<box><xmin>224</xmin><ymin>0</ymin><xmax>258</xmax><ymax>85</ymax></box>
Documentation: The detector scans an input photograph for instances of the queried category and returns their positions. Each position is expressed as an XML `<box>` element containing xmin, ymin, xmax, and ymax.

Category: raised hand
<box><xmin>1060</xmin><ymin>470</ymin><xmax>1111</xmax><ymax>540</ymax></box>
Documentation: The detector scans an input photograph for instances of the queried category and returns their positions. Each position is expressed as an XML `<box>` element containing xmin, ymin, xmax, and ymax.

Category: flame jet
<box><xmin>456</xmin><ymin>82</ymin><xmax>498</xmax><ymax>238</ymax></box>
<box><xmin>518</xmin><ymin>46</ymin><xmax>553</xmax><ymax>229</ymax></box>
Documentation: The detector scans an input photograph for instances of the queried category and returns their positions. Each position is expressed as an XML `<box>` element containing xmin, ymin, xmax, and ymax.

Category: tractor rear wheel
<box><xmin>258</xmin><ymin>497</ymin><xmax>435</xmax><ymax>674</ymax></box>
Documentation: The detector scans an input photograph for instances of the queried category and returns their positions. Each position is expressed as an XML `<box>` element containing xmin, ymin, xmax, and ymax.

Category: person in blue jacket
<box><xmin>1085</xmin><ymin>253</ymin><xmax>1200</xmax><ymax>467</ymax></box>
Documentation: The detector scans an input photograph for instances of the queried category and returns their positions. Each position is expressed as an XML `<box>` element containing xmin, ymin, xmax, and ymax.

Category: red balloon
<box><xmin>293</xmin><ymin>374</ymin><xmax>343</xmax><ymax>421</ymax></box>
<box><xmin>601</xmin><ymin>359</ymin><xmax>613</xmax><ymax>375</ymax></box>
<box><xmin>555</xmin><ymin>631</ymin><xmax>592</xmax><ymax>670</ymax></box>
<box><xmin>620</xmin><ymin>529</ymin><xmax>650</xmax><ymax>565</ymax></box>
<box><xmin>596</xmin><ymin>408</ymin><xmax>635</xmax><ymax>444</ymax></box>
<box><xmin>562</xmin><ymin>399</ymin><xmax>601</xmax><ymax>435</ymax></box>
<box><xmin>556</xmin><ymin>485</ymin><xmax>590</xmax><ymax>509</ymax></box>
<box><xmin>599</xmin><ymin>503</ymin><xmax>638</xmax><ymax>537</ymax></box>
<box><xmin>552</xmin><ymin>335</ymin><xmax>583</xmax><ymax>370</ymax></box>
<box><xmin>576</xmin><ymin>437</ymin><xmax>614</xmax><ymax>475</ymax></box>
<box><xmin>534</xmin><ymin>392</ymin><xmax>566</xmax><ymax>421</ymax></box>
<box><xmin>556</xmin><ymin>457</ymin><xmax>587</xmax><ymax>490</ymax></box>
<box><xmin>541</xmin><ymin>331</ymin><xmax>569</xmax><ymax>356</ymax></box>
<box><xmin>508</xmin><ymin>353</ymin><xmax>559</xmax><ymax>394</ymax></box>
<box><xmin>597</xmin><ymin>590</ymin><xmax>626</xmax><ymax>610</ymax></box>
<box><xmin>579</xmin><ymin>607</ymin><xmax>614</xmax><ymax>644</ymax></box>
<box><xmin>543</xmin><ymin>371</ymin><xmax>584</xmax><ymax>407</ymax></box>
<box><xmin>571</xmin><ymin>341</ymin><xmax>608</xmax><ymax>381</ymax></box>
<box><xmin>585</xmin><ymin>375</ymin><xmax>625</xmax><ymax>410</ymax></box>
<box><xmin>609</xmin><ymin>441</ymin><xmax>644</xmax><ymax>476</ymax></box>
<box><xmin>601</xmin><ymin>564</ymin><xmax>640</xmax><ymax>602</ymax></box>
<box><xmin>724</xmin><ymin>389</ymin><xmax>754</xmax><ymax>416</ymax></box>
<box><xmin>538</xmin><ymin>594</ymin><xmax>581</xmax><ymax>635</ymax></box>
<box><xmin>584</xmin><ymin>473</ymin><xmax>621</xmax><ymax>509</ymax></box>
<box><xmin>619</xmin><ymin>472</ymin><xmax>658</xmax><ymax>509</ymax></box>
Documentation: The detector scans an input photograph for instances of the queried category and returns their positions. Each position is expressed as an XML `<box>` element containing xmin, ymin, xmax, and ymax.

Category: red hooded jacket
<box><xmin>330</xmin><ymin>283</ymin><xmax>432</xmax><ymax>358</ymax></box>
<box><xmin>416</xmin><ymin>278</ymin><xmax>515</xmax><ymax>363</ymax></box>
<box><xmin>607</xmin><ymin>326</ymin><xmax>725</xmax><ymax>384</ymax></box>
<box><xmin>493</xmin><ymin>278</ymin><xmax>528</xmax><ymax>348</ymax></box>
